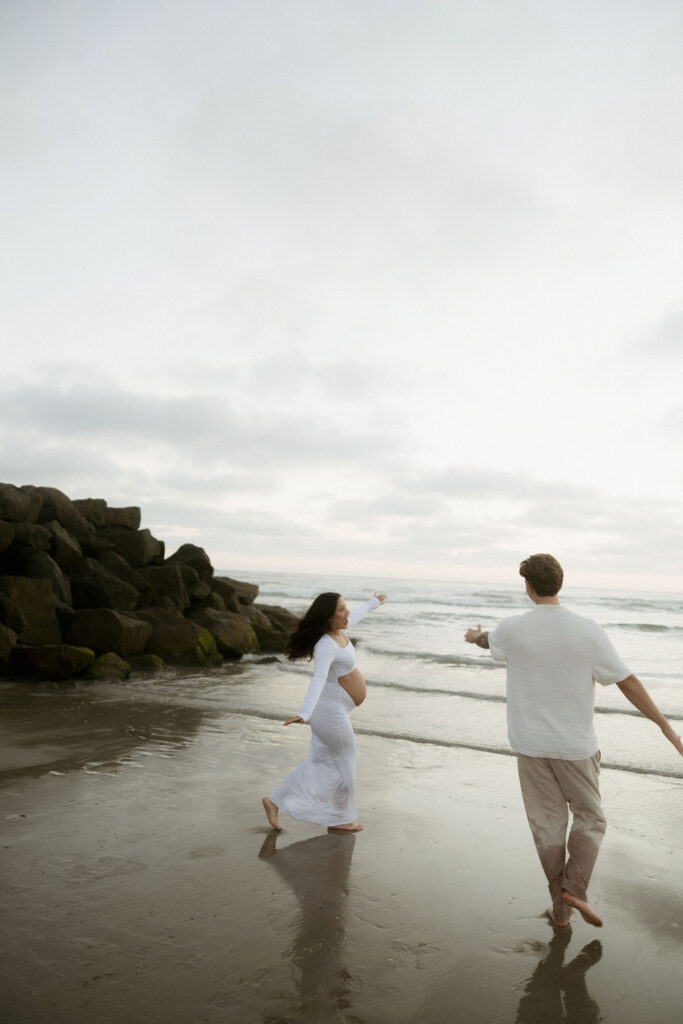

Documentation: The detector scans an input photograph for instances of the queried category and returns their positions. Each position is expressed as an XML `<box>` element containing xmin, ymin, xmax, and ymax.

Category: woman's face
<box><xmin>329</xmin><ymin>596</ymin><xmax>349</xmax><ymax>631</ymax></box>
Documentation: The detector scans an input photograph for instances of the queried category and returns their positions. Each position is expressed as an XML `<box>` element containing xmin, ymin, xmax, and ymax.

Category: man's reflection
<box><xmin>515</xmin><ymin>928</ymin><xmax>602</xmax><ymax>1024</ymax></box>
<box><xmin>258</xmin><ymin>831</ymin><xmax>356</xmax><ymax>1019</ymax></box>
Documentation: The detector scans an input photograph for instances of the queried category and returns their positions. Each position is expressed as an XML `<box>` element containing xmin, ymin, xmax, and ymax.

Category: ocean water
<box><xmin>224</xmin><ymin>571</ymin><xmax>683</xmax><ymax>781</ymax></box>
<box><xmin>2</xmin><ymin>571</ymin><xmax>681</xmax><ymax>782</ymax></box>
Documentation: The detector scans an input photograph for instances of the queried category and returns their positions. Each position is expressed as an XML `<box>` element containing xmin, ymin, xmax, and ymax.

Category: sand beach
<box><xmin>1</xmin><ymin>676</ymin><xmax>681</xmax><ymax>1024</ymax></box>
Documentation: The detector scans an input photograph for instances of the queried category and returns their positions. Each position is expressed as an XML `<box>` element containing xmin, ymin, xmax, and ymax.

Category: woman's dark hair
<box><xmin>286</xmin><ymin>592</ymin><xmax>340</xmax><ymax>661</ymax></box>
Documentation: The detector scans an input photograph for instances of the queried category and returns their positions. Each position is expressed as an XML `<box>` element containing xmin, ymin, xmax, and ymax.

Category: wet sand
<box><xmin>1</xmin><ymin>683</ymin><xmax>681</xmax><ymax>1024</ymax></box>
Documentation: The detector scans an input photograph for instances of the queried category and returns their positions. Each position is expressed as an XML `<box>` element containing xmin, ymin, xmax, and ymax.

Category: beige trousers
<box><xmin>517</xmin><ymin>753</ymin><xmax>607</xmax><ymax>923</ymax></box>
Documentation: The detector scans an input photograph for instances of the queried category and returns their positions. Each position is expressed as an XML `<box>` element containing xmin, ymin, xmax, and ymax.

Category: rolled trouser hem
<box><xmin>562</xmin><ymin>880</ymin><xmax>588</xmax><ymax>902</ymax></box>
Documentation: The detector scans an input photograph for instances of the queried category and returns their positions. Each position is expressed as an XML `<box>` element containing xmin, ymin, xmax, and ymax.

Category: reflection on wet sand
<box><xmin>515</xmin><ymin>929</ymin><xmax>602</xmax><ymax>1024</ymax></box>
<box><xmin>259</xmin><ymin>831</ymin><xmax>357</xmax><ymax>1021</ymax></box>
<box><xmin>0</xmin><ymin>681</ymin><xmax>211</xmax><ymax>780</ymax></box>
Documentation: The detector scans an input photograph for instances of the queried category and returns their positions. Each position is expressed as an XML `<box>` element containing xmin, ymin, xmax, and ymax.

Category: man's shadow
<box><xmin>258</xmin><ymin>831</ymin><xmax>357</xmax><ymax>1019</ymax></box>
<box><xmin>515</xmin><ymin>927</ymin><xmax>603</xmax><ymax>1024</ymax></box>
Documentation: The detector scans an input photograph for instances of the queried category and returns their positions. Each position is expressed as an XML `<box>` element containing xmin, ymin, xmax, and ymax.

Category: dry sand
<box><xmin>1</xmin><ymin>683</ymin><xmax>681</xmax><ymax>1023</ymax></box>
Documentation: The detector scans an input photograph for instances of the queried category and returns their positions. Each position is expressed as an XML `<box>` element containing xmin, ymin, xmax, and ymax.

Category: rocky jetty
<box><xmin>0</xmin><ymin>483</ymin><xmax>297</xmax><ymax>683</ymax></box>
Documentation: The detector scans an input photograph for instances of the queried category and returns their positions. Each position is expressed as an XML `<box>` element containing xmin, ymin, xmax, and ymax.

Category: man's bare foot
<box><xmin>562</xmin><ymin>891</ymin><xmax>603</xmax><ymax>927</ymax></box>
<box><xmin>262</xmin><ymin>796</ymin><xmax>281</xmax><ymax>831</ymax></box>
<box><xmin>328</xmin><ymin>822</ymin><xmax>363</xmax><ymax>833</ymax></box>
<box><xmin>546</xmin><ymin>907</ymin><xmax>571</xmax><ymax>928</ymax></box>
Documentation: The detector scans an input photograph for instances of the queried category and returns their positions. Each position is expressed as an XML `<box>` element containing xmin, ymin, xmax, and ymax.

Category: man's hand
<box><xmin>662</xmin><ymin>721</ymin><xmax>683</xmax><ymax>757</ymax></box>
<box><xmin>617</xmin><ymin>674</ymin><xmax>683</xmax><ymax>757</ymax></box>
<box><xmin>283</xmin><ymin>716</ymin><xmax>304</xmax><ymax>726</ymax></box>
<box><xmin>465</xmin><ymin>624</ymin><xmax>490</xmax><ymax>649</ymax></box>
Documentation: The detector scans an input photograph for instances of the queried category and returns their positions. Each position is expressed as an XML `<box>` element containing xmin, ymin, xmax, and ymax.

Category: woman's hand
<box><xmin>283</xmin><ymin>716</ymin><xmax>305</xmax><ymax>726</ymax></box>
<box><xmin>373</xmin><ymin>592</ymin><xmax>388</xmax><ymax>603</ymax></box>
<box><xmin>464</xmin><ymin>624</ymin><xmax>482</xmax><ymax>643</ymax></box>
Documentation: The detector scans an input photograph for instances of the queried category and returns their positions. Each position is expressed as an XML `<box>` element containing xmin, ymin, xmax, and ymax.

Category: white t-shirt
<box><xmin>488</xmin><ymin>604</ymin><xmax>631</xmax><ymax>759</ymax></box>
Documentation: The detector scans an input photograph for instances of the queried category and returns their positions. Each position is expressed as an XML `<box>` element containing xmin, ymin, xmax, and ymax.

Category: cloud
<box><xmin>630</xmin><ymin>310</ymin><xmax>683</xmax><ymax>360</ymax></box>
<box><xmin>2</xmin><ymin>3</ymin><xmax>683</xmax><ymax>588</ymax></box>
<box><xmin>0</xmin><ymin>373</ymin><xmax>402</xmax><ymax>476</ymax></box>
<box><xmin>326</xmin><ymin>463</ymin><xmax>683</xmax><ymax>577</ymax></box>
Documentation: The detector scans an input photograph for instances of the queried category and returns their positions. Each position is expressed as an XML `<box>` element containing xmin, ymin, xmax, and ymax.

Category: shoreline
<box><xmin>1</xmin><ymin>692</ymin><xmax>681</xmax><ymax>1024</ymax></box>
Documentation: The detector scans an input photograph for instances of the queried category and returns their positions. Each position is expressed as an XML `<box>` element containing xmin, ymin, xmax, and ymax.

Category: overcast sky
<box><xmin>2</xmin><ymin>1</ymin><xmax>682</xmax><ymax>590</ymax></box>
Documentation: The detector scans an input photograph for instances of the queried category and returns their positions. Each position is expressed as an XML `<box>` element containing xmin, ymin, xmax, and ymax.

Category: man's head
<box><xmin>519</xmin><ymin>553</ymin><xmax>564</xmax><ymax>597</ymax></box>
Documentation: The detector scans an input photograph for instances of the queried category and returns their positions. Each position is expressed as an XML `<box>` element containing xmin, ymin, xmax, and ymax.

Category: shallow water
<box><xmin>1</xmin><ymin>572</ymin><xmax>681</xmax><ymax>783</ymax></box>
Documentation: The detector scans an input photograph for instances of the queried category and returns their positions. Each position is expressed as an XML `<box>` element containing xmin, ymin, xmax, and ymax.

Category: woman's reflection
<box><xmin>515</xmin><ymin>928</ymin><xmax>603</xmax><ymax>1024</ymax></box>
<box><xmin>258</xmin><ymin>831</ymin><xmax>356</xmax><ymax>1018</ymax></box>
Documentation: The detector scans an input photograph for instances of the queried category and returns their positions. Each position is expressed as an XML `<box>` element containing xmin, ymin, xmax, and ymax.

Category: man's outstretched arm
<box><xmin>464</xmin><ymin>624</ymin><xmax>489</xmax><ymax>649</ymax></box>
<box><xmin>617</xmin><ymin>674</ymin><xmax>683</xmax><ymax>756</ymax></box>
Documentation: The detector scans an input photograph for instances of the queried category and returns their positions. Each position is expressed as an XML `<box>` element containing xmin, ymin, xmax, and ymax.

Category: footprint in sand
<box><xmin>189</xmin><ymin>846</ymin><xmax>225</xmax><ymax>859</ymax></box>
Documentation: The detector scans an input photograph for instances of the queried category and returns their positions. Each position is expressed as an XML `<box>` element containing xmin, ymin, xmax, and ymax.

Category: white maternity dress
<box><xmin>269</xmin><ymin>598</ymin><xmax>380</xmax><ymax>827</ymax></box>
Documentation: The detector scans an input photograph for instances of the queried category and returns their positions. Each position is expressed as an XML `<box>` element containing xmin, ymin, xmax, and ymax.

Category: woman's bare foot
<box><xmin>328</xmin><ymin>822</ymin><xmax>363</xmax><ymax>833</ymax></box>
<box><xmin>562</xmin><ymin>892</ymin><xmax>603</xmax><ymax>927</ymax></box>
<box><xmin>262</xmin><ymin>796</ymin><xmax>281</xmax><ymax>831</ymax></box>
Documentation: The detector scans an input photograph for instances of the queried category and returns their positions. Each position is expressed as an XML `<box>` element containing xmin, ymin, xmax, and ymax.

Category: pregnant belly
<box><xmin>338</xmin><ymin>668</ymin><xmax>366</xmax><ymax>707</ymax></box>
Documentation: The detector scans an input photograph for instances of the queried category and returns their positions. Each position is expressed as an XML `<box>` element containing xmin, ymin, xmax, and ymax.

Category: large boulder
<box><xmin>0</xmin><ymin>484</ymin><xmax>42</xmax><ymax>523</ymax></box>
<box><xmin>55</xmin><ymin>598</ymin><xmax>76</xmax><ymax>633</ymax></box>
<box><xmin>85</xmin><ymin>652</ymin><xmax>130</xmax><ymax>681</ymax></box>
<box><xmin>0</xmin><ymin>592</ymin><xmax>26</xmax><ymax>633</ymax></box>
<box><xmin>137</xmin><ymin>609</ymin><xmax>221</xmax><ymax>666</ymax></box>
<box><xmin>64</xmin><ymin>609</ymin><xmax>152</xmax><ymax>657</ymax></box>
<box><xmin>104</xmin><ymin>506</ymin><xmax>141</xmax><ymax>530</ymax></box>
<box><xmin>190</xmin><ymin>590</ymin><xmax>227</xmax><ymax>613</ymax></box>
<box><xmin>45</xmin><ymin>521</ymin><xmax>83</xmax><ymax>572</ymax></box>
<box><xmin>80</xmin><ymin>533</ymin><xmax>117</xmax><ymax>560</ymax></box>
<box><xmin>208</xmin><ymin>577</ymin><xmax>241</xmax><ymax>612</ymax></box>
<box><xmin>0</xmin><ymin>576</ymin><xmax>61</xmax><ymax>646</ymax></box>
<box><xmin>254</xmin><ymin>603</ymin><xmax>299</xmax><ymax>635</ymax></box>
<box><xmin>0</xmin><ymin>520</ymin><xmax>15</xmax><ymax>555</ymax></box>
<box><xmin>11</xmin><ymin>522</ymin><xmax>52</xmax><ymax>551</ymax></box>
<box><xmin>70</xmin><ymin>558</ymin><xmax>139</xmax><ymax>611</ymax></box>
<box><xmin>174</xmin><ymin>563</ymin><xmax>212</xmax><ymax>601</ymax></box>
<box><xmin>7</xmin><ymin>643</ymin><xmax>95</xmax><ymax>682</ymax></box>
<box><xmin>165</xmin><ymin>544</ymin><xmax>213</xmax><ymax>580</ymax></box>
<box><xmin>0</xmin><ymin>623</ymin><xmax>17</xmax><ymax>663</ymax></box>
<box><xmin>24</xmin><ymin>486</ymin><xmax>94</xmax><ymax>544</ymax></box>
<box><xmin>101</xmin><ymin>527</ymin><xmax>164</xmax><ymax>567</ymax></box>
<box><xmin>138</xmin><ymin>565</ymin><xmax>190</xmax><ymax>612</ymax></box>
<box><xmin>216</xmin><ymin>576</ymin><xmax>259</xmax><ymax>606</ymax></box>
<box><xmin>188</xmin><ymin>607</ymin><xmax>259</xmax><ymax>658</ymax></box>
<box><xmin>101</xmin><ymin>551</ymin><xmax>154</xmax><ymax>605</ymax></box>
<box><xmin>128</xmin><ymin>653</ymin><xmax>166</xmax><ymax>675</ymax></box>
<box><xmin>0</xmin><ymin>548</ymin><xmax>72</xmax><ymax>606</ymax></box>
<box><xmin>187</xmin><ymin>578</ymin><xmax>212</xmax><ymax>602</ymax></box>
<box><xmin>246</xmin><ymin>605</ymin><xmax>295</xmax><ymax>653</ymax></box>
<box><xmin>72</xmin><ymin>497</ymin><xmax>107</xmax><ymax>527</ymax></box>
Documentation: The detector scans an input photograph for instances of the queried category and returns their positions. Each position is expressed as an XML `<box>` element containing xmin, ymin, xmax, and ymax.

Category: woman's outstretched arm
<box><xmin>346</xmin><ymin>592</ymin><xmax>387</xmax><ymax>628</ymax></box>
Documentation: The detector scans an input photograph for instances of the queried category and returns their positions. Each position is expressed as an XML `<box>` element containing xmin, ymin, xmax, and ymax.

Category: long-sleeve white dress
<box><xmin>269</xmin><ymin>598</ymin><xmax>380</xmax><ymax>826</ymax></box>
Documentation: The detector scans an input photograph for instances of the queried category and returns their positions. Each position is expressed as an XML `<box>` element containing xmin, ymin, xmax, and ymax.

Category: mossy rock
<box><xmin>86</xmin><ymin>652</ymin><xmax>130</xmax><ymax>681</ymax></box>
<box><xmin>8</xmin><ymin>643</ymin><xmax>95</xmax><ymax>682</ymax></box>
<box><xmin>195</xmin><ymin>626</ymin><xmax>223</xmax><ymax>666</ymax></box>
<box><xmin>142</xmin><ymin>613</ymin><xmax>222</xmax><ymax>666</ymax></box>
<box><xmin>129</xmin><ymin>653</ymin><xmax>167</xmax><ymax>675</ymax></box>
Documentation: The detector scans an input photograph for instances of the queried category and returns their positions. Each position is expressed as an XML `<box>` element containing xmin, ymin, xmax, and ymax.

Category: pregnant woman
<box><xmin>262</xmin><ymin>590</ymin><xmax>386</xmax><ymax>833</ymax></box>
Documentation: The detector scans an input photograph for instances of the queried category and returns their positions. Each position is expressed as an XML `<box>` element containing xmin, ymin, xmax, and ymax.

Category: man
<box><xmin>465</xmin><ymin>553</ymin><xmax>682</xmax><ymax>928</ymax></box>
